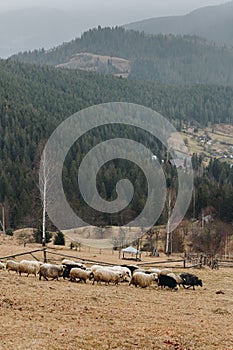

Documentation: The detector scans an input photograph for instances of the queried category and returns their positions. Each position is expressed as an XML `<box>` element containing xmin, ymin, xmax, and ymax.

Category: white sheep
<box><xmin>6</xmin><ymin>260</ymin><xmax>19</xmax><ymax>274</ymax></box>
<box><xmin>39</xmin><ymin>263</ymin><xmax>63</xmax><ymax>281</ymax></box>
<box><xmin>129</xmin><ymin>271</ymin><xmax>157</xmax><ymax>288</ymax></box>
<box><xmin>69</xmin><ymin>268</ymin><xmax>93</xmax><ymax>283</ymax></box>
<box><xmin>62</xmin><ymin>259</ymin><xmax>76</xmax><ymax>265</ymax></box>
<box><xmin>92</xmin><ymin>268</ymin><xmax>123</xmax><ymax>285</ymax></box>
<box><xmin>91</xmin><ymin>265</ymin><xmax>131</xmax><ymax>281</ymax></box>
<box><xmin>90</xmin><ymin>264</ymin><xmax>105</xmax><ymax>272</ymax></box>
<box><xmin>62</xmin><ymin>260</ymin><xmax>86</xmax><ymax>280</ymax></box>
<box><xmin>0</xmin><ymin>262</ymin><xmax>6</xmax><ymax>270</ymax></box>
<box><xmin>107</xmin><ymin>266</ymin><xmax>131</xmax><ymax>281</ymax></box>
<box><xmin>18</xmin><ymin>260</ymin><xmax>42</xmax><ymax>277</ymax></box>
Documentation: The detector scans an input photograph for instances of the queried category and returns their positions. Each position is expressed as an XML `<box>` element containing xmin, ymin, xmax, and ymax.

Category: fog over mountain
<box><xmin>0</xmin><ymin>0</ymin><xmax>228</xmax><ymax>58</ymax></box>
<box><xmin>0</xmin><ymin>0</ymin><xmax>226</xmax><ymax>15</ymax></box>
<box><xmin>126</xmin><ymin>1</ymin><xmax>233</xmax><ymax>46</ymax></box>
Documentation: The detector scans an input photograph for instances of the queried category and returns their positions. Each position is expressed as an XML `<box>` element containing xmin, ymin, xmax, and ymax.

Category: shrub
<box><xmin>54</xmin><ymin>231</ymin><xmax>65</xmax><ymax>246</ymax></box>
<box><xmin>6</xmin><ymin>228</ymin><xmax>14</xmax><ymax>236</ymax></box>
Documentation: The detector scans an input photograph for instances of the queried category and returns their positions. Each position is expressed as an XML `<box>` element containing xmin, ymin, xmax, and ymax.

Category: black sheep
<box><xmin>180</xmin><ymin>273</ymin><xmax>203</xmax><ymax>290</ymax></box>
<box><xmin>121</xmin><ymin>264</ymin><xmax>139</xmax><ymax>274</ymax></box>
<box><xmin>63</xmin><ymin>264</ymin><xmax>86</xmax><ymax>279</ymax></box>
<box><xmin>158</xmin><ymin>274</ymin><xmax>178</xmax><ymax>290</ymax></box>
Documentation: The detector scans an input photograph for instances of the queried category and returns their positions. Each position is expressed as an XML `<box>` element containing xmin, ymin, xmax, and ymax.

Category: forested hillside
<box><xmin>0</xmin><ymin>59</ymin><xmax>233</xmax><ymax>229</ymax></box>
<box><xmin>12</xmin><ymin>27</ymin><xmax>233</xmax><ymax>86</ymax></box>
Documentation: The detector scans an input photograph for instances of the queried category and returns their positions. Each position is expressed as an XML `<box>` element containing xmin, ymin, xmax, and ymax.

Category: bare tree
<box><xmin>39</xmin><ymin>147</ymin><xmax>55</xmax><ymax>246</ymax></box>
<box><xmin>115</xmin><ymin>227</ymin><xmax>127</xmax><ymax>258</ymax></box>
<box><xmin>0</xmin><ymin>203</ymin><xmax>5</xmax><ymax>233</ymax></box>
<box><xmin>190</xmin><ymin>220</ymin><xmax>232</xmax><ymax>257</ymax></box>
<box><xmin>165</xmin><ymin>188</ymin><xmax>176</xmax><ymax>254</ymax></box>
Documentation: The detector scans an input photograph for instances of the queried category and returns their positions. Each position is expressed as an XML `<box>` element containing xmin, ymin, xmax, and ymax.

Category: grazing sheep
<box><xmin>62</xmin><ymin>262</ymin><xmax>86</xmax><ymax>280</ymax></box>
<box><xmin>62</xmin><ymin>259</ymin><xmax>85</xmax><ymax>268</ymax></box>
<box><xmin>167</xmin><ymin>272</ymin><xmax>183</xmax><ymax>285</ymax></box>
<box><xmin>107</xmin><ymin>266</ymin><xmax>131</xmax><ymax>281</ymax></box>
<box><xmin>90</xmin><ymin>264</ymin><xmax>105</xmax><ymax>273</ymax></box>
<box><xmin>90</xmin><ymin>265</ymin><xmax>130</xmax><ymax>282</ymax></box>
<box><xmin>39</xmin><ymin>263</ymin><xmax>63</xmax><ymax>281</ymax></box>
<box><xmin>6</xmin><ymin>260</ymin><xmax>19</xmax><ymax>274</ymax></box>
<box><xmin>179</xmin><ymin>273</ymin><xmax>203</xmax><ymax>290</ymax></box>
<box><xmin>18</xmin><ymin>260</ymin><xmax>42</xmax><ymax>277</ymax></box>
<box><xmin>69</xmin><ymin>268</ymin><xmax>93</xmax><ymax>283</ymax></box>
<box><xmin>92</xmin><ymin>268</ymin><xmax>123</xmax><ymax>285</ymax></box>
<box><xmin>0</xmin><ymin>262</ymin><xmax>6</xmax><ymax>270</ymax></box>
<box><xmin>121</xmin><ymin>264</ymin><xmax>139</xmax><ymax>274</ymax></box>
<box><xmin>158</xmin><ymin>274</ymin><xmax>179</xmax><ymax>290</ymax></box>
<box><xmin>129</xmin><ymin>272</ymin><xmax>157</xmax><ymax>288</ymax></box>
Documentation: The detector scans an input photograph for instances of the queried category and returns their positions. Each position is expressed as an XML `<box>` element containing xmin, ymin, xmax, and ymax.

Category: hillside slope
<box><xmin>125</xmin><ymin>1</ymin><xmax>233</xmax><ymax>46</ymax></box>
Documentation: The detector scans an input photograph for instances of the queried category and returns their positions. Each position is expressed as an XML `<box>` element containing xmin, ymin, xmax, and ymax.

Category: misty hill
<box><xmin>1</xmin><ymin>59</ymin><xmax>233</xmax><ymax>228</ymax></box>
<box><xmin>12</xmin><ymin>26</ymin><xmax>233</xmax><ymax>86</ymax></box>
<box><xmin>125</xmin><ymin>1</ymin><xmax>233</xmax><ymax>47</ymax></box>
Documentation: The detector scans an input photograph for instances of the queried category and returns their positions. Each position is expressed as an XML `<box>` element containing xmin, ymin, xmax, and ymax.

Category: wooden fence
<box><xmin>1</xmin><ymin>248</ymin><xmax>233</xmax><ymax>269</ymax></box>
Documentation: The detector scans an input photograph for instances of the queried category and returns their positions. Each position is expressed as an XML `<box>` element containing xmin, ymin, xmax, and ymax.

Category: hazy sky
<box><xmin>0</xmin><ymin>0</ymin><xmax>229</xmax><ymax>20</ymax></box>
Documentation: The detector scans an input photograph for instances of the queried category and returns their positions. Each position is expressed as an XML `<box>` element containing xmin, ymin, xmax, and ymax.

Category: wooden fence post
<box><xmin>199</xmin><ymin>255</ymin><xmax>203</xmax><ymax>269</ymax></box>
<box><xmin>43</xmin><ymin>248</ymin><xmax>47</xmax><ymax>263</ymax></box>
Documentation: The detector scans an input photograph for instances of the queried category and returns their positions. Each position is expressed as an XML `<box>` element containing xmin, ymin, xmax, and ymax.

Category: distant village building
<box><xmin>170</xmin><ymin>158</ymin><xmax>185</xmax><ymax>170</ymax></box>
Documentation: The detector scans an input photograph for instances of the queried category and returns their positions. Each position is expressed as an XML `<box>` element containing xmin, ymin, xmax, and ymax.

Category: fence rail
<box><xmin>0</xmin><ymin>249</ymin><xmax>44</xmax><ymax>261</ymax></box>
<box><xmin>46</xmin><ymin>249</ymin><xmax>114</xmax><ymax>266</ymax></box>
<box><xmin>218</xmin><ymin>259</ymin><xmax>233</xmax><ymax>268</ymax></box>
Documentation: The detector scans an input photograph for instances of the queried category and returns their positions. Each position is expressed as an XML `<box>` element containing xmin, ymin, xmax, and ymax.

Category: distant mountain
<box><xmin>125</xmin><ymin>1</ymin><xmax>233</xmax><ymax>47</ymax></box>
<box><xmin>12</xmin><ymin>26</ymin><xmax>233</xmax><ymax>86</ymax></box>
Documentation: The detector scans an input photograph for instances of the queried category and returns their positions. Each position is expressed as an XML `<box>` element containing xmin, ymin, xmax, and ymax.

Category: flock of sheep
<box><xmin>0</xmin><ymin>258</ymin><xmax>203</xmax><ymax>291</ymax></box>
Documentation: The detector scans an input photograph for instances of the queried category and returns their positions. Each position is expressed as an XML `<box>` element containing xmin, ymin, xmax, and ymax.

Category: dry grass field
<box><xmin>0</xmin><ymin>236</ymin><xmax>233</xmax><ymax>350</ymax></box>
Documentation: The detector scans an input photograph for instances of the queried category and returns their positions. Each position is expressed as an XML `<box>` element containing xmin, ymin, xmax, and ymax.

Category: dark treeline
<box><xmin>0</xmin><ymin>59</ymin><xmax>233</xmax><ymax>229</ymax></box>
<box><xmin>12</xmin><ymin>26</ymin><xmax>233</xmax><ymax>86</ymax></box>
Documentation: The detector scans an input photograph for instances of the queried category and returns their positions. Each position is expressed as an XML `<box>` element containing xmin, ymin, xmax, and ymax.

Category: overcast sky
<box><xmin>0</xmin><ymin>0</ymin><xmax>229</xmax><ymax>21</ymax></box>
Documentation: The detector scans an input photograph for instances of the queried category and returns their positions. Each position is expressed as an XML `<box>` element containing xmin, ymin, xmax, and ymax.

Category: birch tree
<box><xmin>165</xmin><ymin>188</ymin><xmax>176</xmax><ymax>255</ymax></box>
<box><xmin>0</xmin><ymin>204</ymin><xmax>5</xmax><ymax>233</ymax></box>
<box><xmin>39</xmin><ymin>147</ymin><xmax>54</xmax><ymax>246</ymax></box>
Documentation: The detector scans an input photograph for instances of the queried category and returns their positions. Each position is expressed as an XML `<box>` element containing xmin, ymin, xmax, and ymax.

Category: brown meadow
<box><xmin>0</xmin><ymin>238</ymin><xmax>233</xmax><ymax>350</ymax></box>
